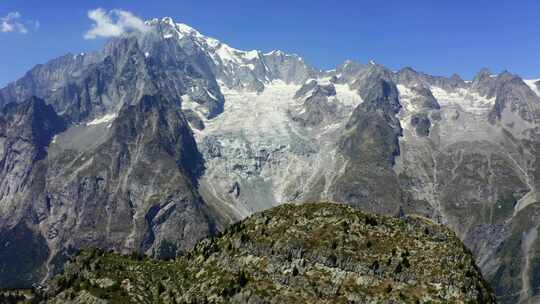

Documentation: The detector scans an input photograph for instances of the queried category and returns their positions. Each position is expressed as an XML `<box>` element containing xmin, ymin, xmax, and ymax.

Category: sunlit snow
<box><xmin>430</xmin><ymin>86</ymin><xmax>495</xmax><ymax>114</ymax></box>
<box><xmin>524</xmin><ymin>79</ymin><xmax>540</xmax><ymax>97</ymax></box>
<box><xmin>86</xmin><ymin>113</ymin><xmax>117</xmax><ymax>126</ymax></box>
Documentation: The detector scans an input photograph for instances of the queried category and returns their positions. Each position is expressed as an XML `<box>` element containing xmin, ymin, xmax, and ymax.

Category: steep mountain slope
<box><xmin>40</xmin><ymin>203</ymin><xmax>495</xmax><ymax>303</ymax></box>
<box><xmin>0</xmin><ymin>93</ymin><xmax>218</xmax><ymax>289</ymax></box>
<box><xmin>0</xmin><ymin>97</ymin><xmax>66</xmax><ymax>288</ymax></box>
<box><xmin>393</xmin><ymin>67</ymin><xmax>540</xmax><ymax>303</ymax></box>
<box><xmin>0</xmin><ymin>16</ymin><xmax>539</xmax><ymax>303</ymax></box>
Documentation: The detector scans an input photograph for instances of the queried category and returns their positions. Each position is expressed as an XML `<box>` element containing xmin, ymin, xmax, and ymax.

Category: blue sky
<box><xmin>1</xmin><ymin>0</ymin><xmax>539</xmax><ymax>86</ymax></box>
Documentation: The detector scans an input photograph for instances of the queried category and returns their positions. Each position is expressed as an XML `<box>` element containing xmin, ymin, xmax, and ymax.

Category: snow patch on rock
<box><xmin>86</xmin><ymin>113</ymin><xmax>117</xmax><ymax>126</ymax></box>
<box><xmin>524</xmin><ymin>79</ymin><xmax>540</xmax><ymax>97</ymax></box>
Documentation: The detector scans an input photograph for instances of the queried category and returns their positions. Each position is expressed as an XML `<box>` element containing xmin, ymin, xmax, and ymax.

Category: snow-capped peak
<box><xmin>265</xmin><ymin>50</ymin><xmax>284</xmax><ymax>56</ymax></box>
<box><xmin>264</xmin><ymin>49</ymin><xmax>304</xmax><ymax>60</ymax></box>
<box><xmin>175</xmin><ymin>22</ymin><xmax>205</xmax><ymax>39</ymax></box>
<box><xmin>149</xmin><ymin>16</ymin><xmax>263</xmax><ymax>66</ymax></box>
<box><xmin>145</xmin><ymin>17</ymin><xmax>309</xmax><ymax>71</ymax></box>
<box><xmin>142</xmin><ymin>16</ymin><xmax>314</xmax><ymax>89</ymax></box>
<box><xmin>153</xmin><ymin>17</ymin><xmax>206</xmax><ymax>40</ymax></box>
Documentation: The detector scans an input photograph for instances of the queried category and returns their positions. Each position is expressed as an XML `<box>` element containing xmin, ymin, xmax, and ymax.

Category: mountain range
<box><xmin>0</xmin><ymin>16</ymin><xmax>539</xmax><ymax>303</ymax></box>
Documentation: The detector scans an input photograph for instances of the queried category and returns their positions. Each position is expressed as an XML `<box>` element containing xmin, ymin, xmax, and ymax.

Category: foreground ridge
<box><xmin>38</xmin><ymin>203</ymin><xmax>495</xmax><ymax>303</ymax></box>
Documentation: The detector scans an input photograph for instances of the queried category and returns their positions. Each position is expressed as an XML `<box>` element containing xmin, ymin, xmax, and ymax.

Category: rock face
<box><xmin>44</xmin><ymin>94</ymin><xmax>215</xmax><ymax>259</ymax></box>
<box><xmin>292</xmin><ymin>80</ymin><xmax>338</xmax><ymax>127</ymax></box>
<box><xmin>0</xmin><ymin>15</ymin><xmax>539</xmax><ymax>303</ymax></box>
<box><xmin>331</xmin><ymin>64</ymin><xmax>403</xmax><ymax>215</ymax></box>
<box><xmin>0</xmin><ymin>97</ymin><xmax>66</xmax><ymax>288</ymax></box>
<box><xmin>0</xmin><ymin>93</ymin><xmax>218</xmax><ymax>287</ymax></box>
<box><xmin>40</xmin><ymin>203</ymin><xmax>496</xmax><ymax>304</ymax></box>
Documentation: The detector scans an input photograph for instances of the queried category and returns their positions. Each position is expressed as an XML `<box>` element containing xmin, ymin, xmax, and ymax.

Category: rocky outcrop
<box><xmin>394</xmin><ymin>67</ymin><xmax>466</xmax><ymax>91</ymax></box>
<box><xmin>333</xmin><ymin>60</ymin><xmax>366</xmax><ymax>82</ymax></box>
<box><xmin>292</xmin><ymin>80</ymin><xmax>338</xmax><ymax>127</ymax></box>
<box><xmin>488</xmin><ymin>72</ymin><xmax>540</xmax><ymax>124</ymax></box>
<box><xmin>330</xmin><ymin>64</ymin><xmax>404</xmax><ymax>214</ymax></box>
<box><xmin>409</xmin><ymin>85</ymin><xmax>440</xmax><ymax>110</ymax></box>
<box><xmin>40</xmin><ymin>203</ymin><xmax>496</xmax><ymax>303</ymax></box>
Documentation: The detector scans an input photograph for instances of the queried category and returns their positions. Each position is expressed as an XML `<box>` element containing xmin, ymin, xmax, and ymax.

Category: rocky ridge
<box><xmin>40</xmin><ymin>203</ymin><xmax>495</xmax><ymax>303</ymax></box>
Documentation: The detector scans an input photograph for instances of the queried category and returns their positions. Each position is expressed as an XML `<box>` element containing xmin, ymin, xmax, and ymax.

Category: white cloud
<box><xmin>84</xmin><ymin>8</ymin><xmax>149</xmax><ymax>40</ymax></box>
<box><xmin>1</xmin><ymin>11</ymin><xmax>28</xmax><ymax>34</ymax></box>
